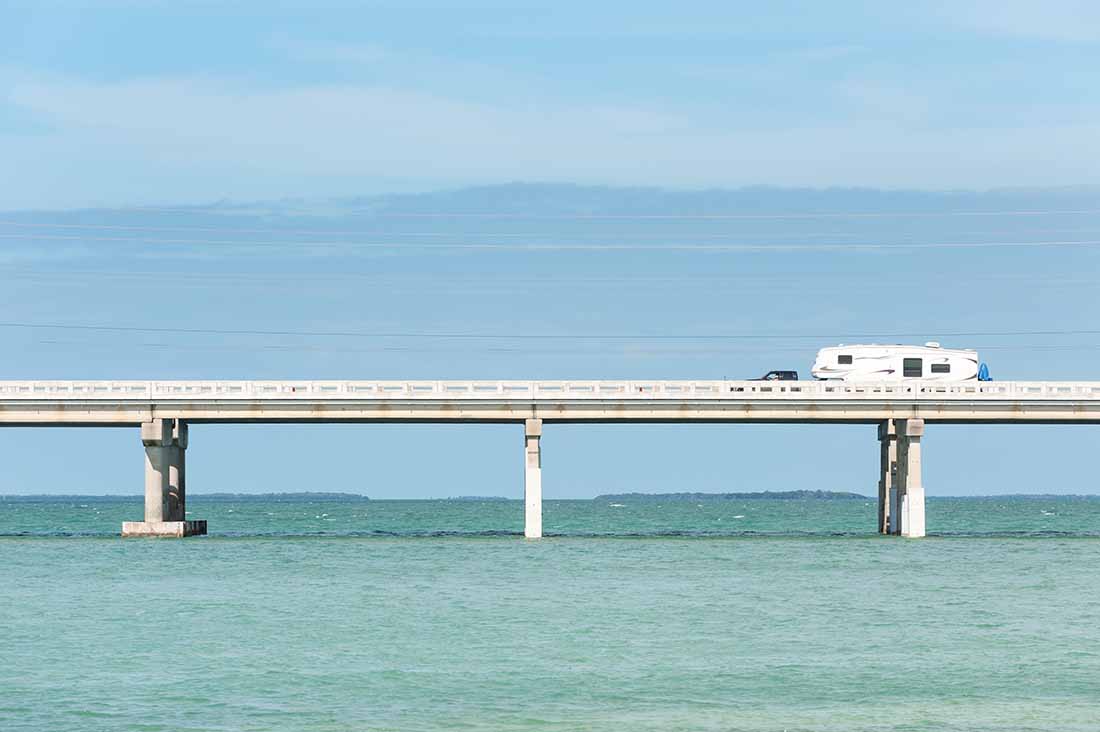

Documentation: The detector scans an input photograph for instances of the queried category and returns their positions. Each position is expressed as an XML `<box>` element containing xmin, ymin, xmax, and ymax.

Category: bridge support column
<box><xmin>896</xmin><ymin>418</ymin><xmax>925</xmax><ymax>538</ymax></box>
<box><xmin>524</xmin><ymin>418</ymin><xmax>543</xmax><ymax>539</ymax></box>
<box><xmin>878</xmin><ymin>420</ymin><xmax>897</xmax><ymax>535</ymax></box>
<box><xmin>122</xmin><ymin>419</ymin><xmax>206</xmax><ymax>537</ymax></box>
<box><xmin>166</xmin><ymin>421</ymin><xmax>188</xmax><ymax>522</ymax></box>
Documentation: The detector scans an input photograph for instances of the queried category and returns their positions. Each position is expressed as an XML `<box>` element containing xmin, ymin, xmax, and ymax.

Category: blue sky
<box><xmin>1</xmin><ymin>3</ymin><xmax>1099</xmax><ymax>505</ymax></box>
<box><xmin>3</xmin><ymin>1</ymin><xmax>1100</xmax><ymax>208</ymax></box>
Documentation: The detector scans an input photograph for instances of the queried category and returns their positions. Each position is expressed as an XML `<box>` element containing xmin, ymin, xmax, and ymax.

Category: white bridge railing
<box><xmin>0</xmin><ymin>380</ymin><xmax>1099</xmax><ymax>401</ymax></box>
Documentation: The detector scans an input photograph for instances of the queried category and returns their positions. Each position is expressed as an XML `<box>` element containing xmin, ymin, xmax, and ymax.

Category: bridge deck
<box><xmin>1</xmin><ymin>380</ymin><xmax>1099</xmax><ymax>424</ymax></box>
<box><xmin>1</xmin><ymin>378</ymin><xmax>1099</xmax><ymax>400</ymax></box>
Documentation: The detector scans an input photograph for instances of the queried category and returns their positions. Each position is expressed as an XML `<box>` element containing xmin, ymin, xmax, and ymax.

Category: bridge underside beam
<box><xmin>2</xmin><ymin>398</ymin><xmax>1100</xmax><ymax>426</ymax></box>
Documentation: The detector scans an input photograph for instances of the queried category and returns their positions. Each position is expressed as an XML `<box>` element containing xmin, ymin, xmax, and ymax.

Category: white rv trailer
<box><xmin>811</xmin><ymin>343</ymin><xmax>981</xmax><ymax>382</ymax></box>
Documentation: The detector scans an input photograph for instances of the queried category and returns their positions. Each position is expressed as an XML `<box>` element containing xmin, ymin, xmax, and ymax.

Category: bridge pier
<box><xmin>525</xmin><ymin>418</ymin><xmax>543</xmax><ymax>539</ymax></box>
<box><xmin>877</xmin><ymin>419</ymin><xmax>897</xmax><ymax>534</ymax></box>
<box><xmin>895</xmin><ymin>418</ymin><xmax>926</xmax><ymax>538</ymax></box>
<box><xmin>122</xmin><ymin>419</ymin><xmax>206</xmax><ymax>537</ymax></box>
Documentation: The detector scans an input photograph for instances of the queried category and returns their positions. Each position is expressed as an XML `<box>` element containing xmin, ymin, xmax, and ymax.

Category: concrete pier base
<box><xmin>123</xmin><ymin>419</ymin><xmax>202</xmax><ymax>537</ymax></box>
<box><xmin>896</xmin><ymin>418</ymin><xmax>926</xmax><ymax>538</ymax></box>
<box><xmin>524</xmin><ymin>418</ymin><xmax>543</xmax><ymax>539</ymax></box>
<box><xmin>877</xmin><ymin>419</ymin><xmax>897</xmax><ymax>534</ymax></box>
<box><xmin>122</xmin><ymin>520</ymin><xmax>207</xmax><ymax>537</ymax></box>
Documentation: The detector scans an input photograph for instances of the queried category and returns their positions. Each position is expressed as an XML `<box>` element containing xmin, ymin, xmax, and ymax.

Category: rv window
<box><xmin>838</xmin><ymin>354</ymin><xmax>853</xmax><ymax>364</ymax></box>
<box><xmin>931</xmin><ymin>363</ymin><xmax>950</xmax><ymax>374</ymax></box>
<box><xmin>903</xmin><ymin>358</ymin><xmax>923</xmax><ymax>377</ymax></box>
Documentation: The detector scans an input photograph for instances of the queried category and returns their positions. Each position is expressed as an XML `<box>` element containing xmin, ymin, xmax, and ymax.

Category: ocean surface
<box><xmin>3</xmin><ymin>496</ymin><xmax>1100</xmax><ymax>731</ymax></box>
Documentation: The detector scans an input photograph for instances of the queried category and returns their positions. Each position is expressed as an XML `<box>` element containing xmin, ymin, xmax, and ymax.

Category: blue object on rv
<box><xmin>978</xmin><ymin>362</ymin><xmax>991</xmax><ymax>381</ymax></box>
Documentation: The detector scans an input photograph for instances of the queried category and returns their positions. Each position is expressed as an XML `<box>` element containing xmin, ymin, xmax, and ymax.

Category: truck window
<box><xmin>931</xmin><ymin>363</ymin><xmax>950</xmax><ymax>374</ymax></box>
<box><xmin>838</xmin><ymin>354</ymin><xmax>853</xmax><ymax>364</ymax></box>
<box><xmin>903</xmin><ymin>358</ymin><xmax>923</xmax><ymax>377</ymax></box>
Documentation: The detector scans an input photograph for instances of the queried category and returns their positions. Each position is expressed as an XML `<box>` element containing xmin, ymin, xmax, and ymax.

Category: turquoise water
<box><xmin>3</xmin><ymin>497</ymin><xmax>1100</xmax><ymax>731</ymax></box>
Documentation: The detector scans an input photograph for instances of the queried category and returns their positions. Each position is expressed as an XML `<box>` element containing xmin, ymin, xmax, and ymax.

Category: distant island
<box><xmin>595</xmin><ymin>490</ymin><xmax>869</xmax><ymax>501</ymax></box>
<box><xmin>194</xmin><ymin>492</ymin><xmax>371</xmax><ymax>502</ymax></box>
<box><xmin>0</xmin><ymin>492</ymin><xmax>370</xmax><ymax>502</ymax></box>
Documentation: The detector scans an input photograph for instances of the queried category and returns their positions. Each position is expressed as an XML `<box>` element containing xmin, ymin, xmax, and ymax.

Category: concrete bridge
<box><xmin>2</xmin><ymin>379</ymin><xmax>1099</xmax><ymax>539</ymax></box>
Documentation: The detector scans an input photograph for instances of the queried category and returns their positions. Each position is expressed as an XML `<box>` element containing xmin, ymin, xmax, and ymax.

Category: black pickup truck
<box><xmin>755</xmin><ymin>370</ymin><xmax>799</xmax><ymax>381</ymax></box>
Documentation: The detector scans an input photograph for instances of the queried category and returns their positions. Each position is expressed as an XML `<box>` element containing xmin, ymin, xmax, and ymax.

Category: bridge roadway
<box><xmin>2</xmin><ymin>379</ymin><xmax>1099</xmax><ymax>539</ymax></box>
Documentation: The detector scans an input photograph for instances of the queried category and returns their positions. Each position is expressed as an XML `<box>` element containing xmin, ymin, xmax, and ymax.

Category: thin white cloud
<box><xmin>1</xmin><ymin>72</ymin><xmax>1098</xmax><ymax>208</ymax></box>
<box><xmin>927</xmin><ymin>0</ymin><xmax>1100</xmax><ymax>41</ymax></box>
<box><xmin>278</xmin><ymin>40</ymin><xmax>392</xmax><ymax>66</ymax></box>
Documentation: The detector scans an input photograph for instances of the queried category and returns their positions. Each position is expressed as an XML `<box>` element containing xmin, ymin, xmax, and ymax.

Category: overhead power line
<box><xmin>358</xmin><ymin>209</ymin><xmax>1100</xmax><ymax>221</ymax></box>
<box><xmin>25</xmin><ymin>338</ymin><xmax>1100</xmax><ymax>357</ymax></box>
<box><xmin>4</xmin><ymin>220</ymin><xmax>1100</xmax><ymax>241</ymax></box>
<box><xmin>5</xmin><ymin>268</ymin><xmax>1100</xmax><ymax>286</ymax></box>
<box><xmin>2</xmin><ymin>321</ymin><xmax>1100</xmax><ymax>341</ymax></box>
<box><xmin>14</xmin><ymin>205</ymin><xmax>1098</xmax><ymax>220</ymax></box>
<box><xmin>4</xmin><ymin>232</ymin><xmax>1100</xmax><ymax>252</ymax></box>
